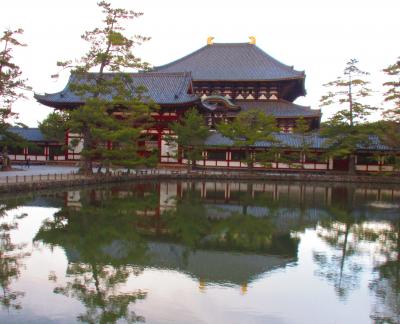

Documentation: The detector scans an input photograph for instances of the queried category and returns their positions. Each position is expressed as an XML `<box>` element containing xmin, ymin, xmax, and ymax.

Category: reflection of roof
<box><xmin>22</xmin><ymin>197</ymin><xmax>63</xmax><ymax>208</ymax></box>
<box><xmin>65</xmin><ymin>240</ymin><xmax>294</xmax><ymax>285</ymax></box>
<box><xmin>34</xmin><ymin>72</ymin><xmax>198</xmax><ymax>108</ymax></box>
<box><xmin>145</xmin><ymin>242</ymin><xmax>294</xmax><ymax>285</ymax></box>
<box><xmin>204</xmin><ymin>204</ymin><xmax>330</xmax><ymax>230</ymax></box>
<box><xmin>205</xmin><ymin>204</ymin><xmax>268</xmax><ymax>218</ymax></box>
<box><xmin>204</xmin><ymin>132</ymin><xmax>392</xmax><ymax>151</ymax></box>
<box><xmin>155</xmin><ymin>43</ymin><xmax>305</xmax><ymax>82</ymax></box>
<box><xmin>66</xmin><ymin>241</ymin><xmax>293</xmax><ymax>285</ymax></box>
<box><xmin>239</xmin><ymin>100</ymin><xmax>321</xmax><ymax>118</ymax></box>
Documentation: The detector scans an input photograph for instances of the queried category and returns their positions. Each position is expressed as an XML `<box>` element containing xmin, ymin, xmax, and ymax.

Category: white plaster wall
<box><xmin>161</xmin><ymin>135</ymin><xmax>177</xmax><ymax>163</ymax></box>
<box><xmin>381</xmin><ymin>165</ymin><xmax>394</xmax><ymax>171</ymax></box>
<box><xmin>229</xmin><ymin>161</ymin><xmax>240</xmax><ymax>167</ymax></box>
<box><xmin>68</xmin><ymin>154</ymin><xmax>81</xmax><ymax>160</ymax></box>
<box><xmin>34</xmin><ymin>156</ymin><xmax>46</xmax><ymax>161</ymax></box>
<box><xmin>68</xmin><ymin>134</ymin><xmax>83</xmax><ymax>154</ymax></box>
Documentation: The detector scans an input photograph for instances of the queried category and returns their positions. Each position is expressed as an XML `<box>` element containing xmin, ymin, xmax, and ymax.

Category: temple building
<box><xmin>33</xmin><ymin>38</ymin><xmax>394</xmax><ymax>172</ymax></box>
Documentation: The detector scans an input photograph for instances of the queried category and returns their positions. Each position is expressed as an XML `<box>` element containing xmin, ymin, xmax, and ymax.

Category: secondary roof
<box><xmin>34</xmin><ymin>72</ymin><xmax>199</xmax><ymax>108</ymax></box>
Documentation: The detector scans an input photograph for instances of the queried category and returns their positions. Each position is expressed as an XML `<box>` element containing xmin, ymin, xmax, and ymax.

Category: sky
<box><xmin>1</xmin><ymin>0</ymin><xmax>399</xmax><ymax>127</ymax></box>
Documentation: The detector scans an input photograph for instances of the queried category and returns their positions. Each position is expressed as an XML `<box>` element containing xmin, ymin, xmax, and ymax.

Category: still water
<box><xmin>0</xmin><ymin>181</ymin><xmax>399</xmax><ymax>323</ymax></box>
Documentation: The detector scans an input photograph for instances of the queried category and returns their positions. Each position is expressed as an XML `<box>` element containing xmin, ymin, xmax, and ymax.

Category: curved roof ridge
<box><xmin>154</xmin><ymin>45</ymin><xmax>209</xmax><ymax>71</ymax></box>
<box><xmin>252</xmin><ymin>45</ymin><xmax>304</xmax><ymax>75</ymax></box>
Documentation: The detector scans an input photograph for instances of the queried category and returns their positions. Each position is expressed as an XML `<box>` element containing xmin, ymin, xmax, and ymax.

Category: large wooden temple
<box><xmin>33</xmin><ymin>38</ymin><xmax>394</xmax><ymax>172</ymax></box>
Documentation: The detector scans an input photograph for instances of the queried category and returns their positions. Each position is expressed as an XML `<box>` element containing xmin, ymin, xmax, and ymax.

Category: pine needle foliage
<box><xmin>218</xmin><ymin>109</ymin><xmax>279</xmax><ymax>170</ymax></box>
<box><xmin>320</xmin><ymin>59</ymin><xmax>378</xmax><ymax>174</ymax></box>
<box><xmin>55</xmin><ymin>1</ymin><xmax>156</xmax><ymax>174</ymax></box>
<box><xmin>0</xmin><ymin>28</ymin><xmax>30</xmax><ymax>170</ymax></box>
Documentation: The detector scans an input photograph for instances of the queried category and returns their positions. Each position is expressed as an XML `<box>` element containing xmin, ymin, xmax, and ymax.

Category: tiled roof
<box><xmin>204</xmin><ymin>132</ymin><xmax>392</xmax><ymax>151</ymax></box>
<box><xmin>34</xmin><ymin>72</ymin><xmax>198</xmax><ymax>107</ymax></box>
<box><xmin>238</xmin><ymin>100</ymin><xmax>321</xmax><ymax>118</ymax></box>
<box><xmin>8</xmin><ymin>127</ymin><xmax>49</xmax><ymax>142</ymax></box>
<box><xmin>154</xmin><ymin>43</ymin><xmax>305</xmax><ymax>81</ymax></box>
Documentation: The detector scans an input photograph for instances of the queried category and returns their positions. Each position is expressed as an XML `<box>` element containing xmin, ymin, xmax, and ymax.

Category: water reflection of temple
<box><xmin>65</xmin><ymin>240</ymin><xmax>294</xmax><ymax>287</ymax></box>
<box><xmin>3</xmin><ymin>182</ymin><xmax>400</xmax><ymax>322</ymax></box>
<box><xmin>57</xmin><ymin>182</ymin><xmax>400</xmax><ymax>288</ymax></box>
<box><xmin>65</xmin><ymin>181</ymin><xmax>400</xmax><ymax>223</ymax></box>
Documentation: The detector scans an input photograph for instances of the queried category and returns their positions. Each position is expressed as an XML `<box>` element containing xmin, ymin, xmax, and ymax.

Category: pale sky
<box><xmin>1</xmin><ymin>0</ymin><xmax>399</xmax><ymax>127</ymax></box>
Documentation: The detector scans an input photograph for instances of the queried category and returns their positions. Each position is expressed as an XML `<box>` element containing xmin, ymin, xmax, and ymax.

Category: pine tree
<box><xmin>293</xmin><ymin>117</ymin><xmax>312</xmax><ymax>168</ymax></box>
<box><xmin>55</xmin><ymin>1</ymin><xmax>154</xmax><ymax>174</ymax></box>
<box><xmin>0</xmin><ymin>28</ymin><xmax>29</xmax><ymax>170</ymax></box>
<box><xmin>383</xmin><ymin>57</ymin><xmax>400</xmax><ymax>122</ymax></box>
<box><xmin>320</xmin><ymin>59</ymin><xmax>377</xmax><ymax>174</ymax></box>
<box><xmin>380</xmin><ymin>57</ymin><xmax>400</xmax><ymax>169</ymax></box>
<box><xmin>168</xmin><ymin>108</ymin><xmax>209</xmax><ymax>170</ymax></box>
<box><xmin>38</xmin><ymin>111</ymin><xmax>69</xmax><ymax>142</ymax></box>
<box><xmin>217</xmin><ymin>109</ymin><xmax>279</xmax><ymax>170</ymax></box>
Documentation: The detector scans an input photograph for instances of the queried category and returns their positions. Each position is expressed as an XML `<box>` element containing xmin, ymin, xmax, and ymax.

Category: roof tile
<box><xmin>8</xmin><ymin>127</ymin><xmax>49</xmax><ymax>142</ymax></box>
<box><xmin>155</xmin><ymin>43</ymin><xmax>304</xmax><ymax>81</ymax></box>
<box><xmin>204</xmin><ymin>132</ymin><xmax>391</xmax><ymax>151</ymax></box>
<box><xmin>238</xmin><ymin>100</ymin><xmax>321</xmax><ymax>118</ymax></box>
<box><xmin>35</xmin><ymin>72</ymin><xmax>198</xmax><ymax>107</ymax></box>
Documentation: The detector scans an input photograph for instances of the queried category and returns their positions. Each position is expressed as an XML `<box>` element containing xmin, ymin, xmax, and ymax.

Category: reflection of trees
<box><xmin>0</xmin><ymin>198</ymin><xmax>30</xmax><ymax>310</ymax></box>
<box><xmin>368</xmin><ymin>220</ymin><xmax>400</xmax><ymax>323</ymax></box>
<box><xmin>313</xmin><ymin>187</ymin><xmax>364</xmax><ymax>300</ymax></box>
<box><xmin>34</xmin><ymin>191</ymin><xmax>158</xmax><ymax>323</ymax></box>
<box><xmin>162</xmin><ymin>190</ymin><xmax>210</xmax><ymax>250</ymax></box>
<box><xmin>206</xmin><ymin>213</ymin><xmax>290</xmax><ymax>254</ymax></box>
<box><xmin>53</xmin><ymin>264</ymin><xmax>146</xmax><ymax>323</ymax></box>
<box><xmin>162</xmin><ymin>188</ymin><xmax>299</xmax><ymax>256</ymax></box>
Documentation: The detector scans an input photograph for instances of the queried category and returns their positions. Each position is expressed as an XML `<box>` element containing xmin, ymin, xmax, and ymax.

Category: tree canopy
<box><xmin>168</xmin><ymin>108</ymin><xmax>209</xmax><ymax>170</ymax></box>
<box><xmin>382</xmin><ymin>57</ymin><xmax>400</xmax><ymax>123</ymax></box>
<box><xmin>38</xmin><ymin>111</ymin><xmax>69</xmax><ymax>142</ymax></box>
<box><xmin>320</xmin><ymin>59</ymin><xmax>378</xmax><ymax>173</ymax></box>
<box><xmin>55</xmin><ymin>1</ymin><xmax>156</xmax><ymax>174</ymax></box>
<box><xmin>0</xmin><ymin>28</ymin><xmax>30</xmax><ymax>170</ymax></box>
<box><xmin>217</xmin><ymin>109</ymin><xmax>279</xmax><ymax>169</ymax></box>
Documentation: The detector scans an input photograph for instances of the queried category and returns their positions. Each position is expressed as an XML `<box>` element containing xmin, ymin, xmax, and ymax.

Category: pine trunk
<box><xmin>1</xmin><ymin>147</ymin><xmax>11</xmax><ymax>171</ymax></box>
<box><xmin>246</xmin><ymin>147</ymin><xmax>253</xmax><ymax>173</ymax></box>
<box><xmin>191</xmin><ymin>158</ymin><xmax>196</xmax><ymax>171</ymax></box>
<box><xmin>81</xmin><ymin>125</ymin><xmax>93</xmax><ymax>175</ymax></box>
<box><xmin>348</xmin><ymin>154</ymin><xmax>356</xmax><ymax>175</ymax></box>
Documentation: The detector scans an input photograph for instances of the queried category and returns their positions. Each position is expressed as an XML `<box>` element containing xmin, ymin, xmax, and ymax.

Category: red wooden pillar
<box><xmin>157</xmin><ymin>130</ymin><xmax>162</xmax><ymax>163</ymax></box>
<box><xmin>45</xmin><ymin>145</ymin><xmax>49</xmax><ymax>160</ymax></box>
<box><xmin>65</xmin><ymin>129</ymin><xmax>69</xmax><ymax>160</ymax></box>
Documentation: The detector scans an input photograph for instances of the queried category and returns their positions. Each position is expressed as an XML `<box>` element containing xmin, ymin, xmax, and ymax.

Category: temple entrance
<box><xmin>49</xmin><ymin>145</ymin><xmax>64</xmax><ymax>161</ymax></box>
<box><xmin>333</xmin><ymin>158</ymin><xmax>349</xmax><ymax>171</ymax></box>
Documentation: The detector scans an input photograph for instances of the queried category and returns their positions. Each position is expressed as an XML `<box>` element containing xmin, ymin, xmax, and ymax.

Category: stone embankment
<box><xmin>1</xmin><ymin>169</ymin><xmax>400</xmax><ymax>194</ymax></box>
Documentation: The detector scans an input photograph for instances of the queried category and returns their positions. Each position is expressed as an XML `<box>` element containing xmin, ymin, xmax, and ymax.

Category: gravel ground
<box><xmin>0</xmin><ymin>165</ymin><xmax>79</xmax><ymax>178</ymax></box>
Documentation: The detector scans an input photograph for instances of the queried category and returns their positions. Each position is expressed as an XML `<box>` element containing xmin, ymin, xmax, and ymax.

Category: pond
<box><xmin>0</xmin><ymin>180</ymin><xmax>399</xmax><ymax>323</ymax></box>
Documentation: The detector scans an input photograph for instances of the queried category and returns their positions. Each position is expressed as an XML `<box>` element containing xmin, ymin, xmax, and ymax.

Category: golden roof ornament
<box><xmin>248</xmin><ymin>36</ymin><xmax>256</xmax><ymax>45</ymax></box>
<box><xmin>207</xmin><ymin>36</ymin><xmax>214</xmax><ymax>45</ymax></box>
